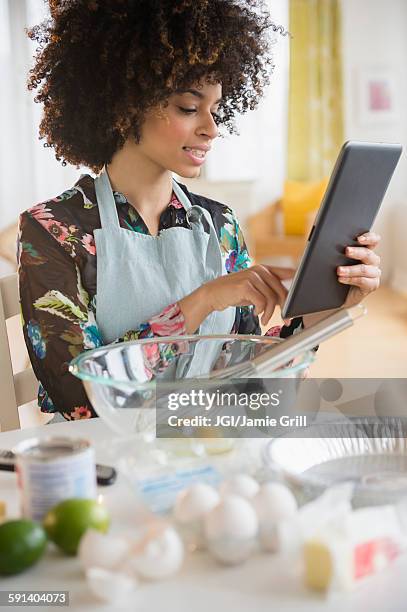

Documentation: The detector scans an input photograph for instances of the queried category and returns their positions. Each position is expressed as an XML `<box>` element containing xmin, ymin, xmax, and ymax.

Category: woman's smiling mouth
<box><xmin>182</xmin><ymin>147</ymin><xmax>208</xmax><ymax>164</ymax></box>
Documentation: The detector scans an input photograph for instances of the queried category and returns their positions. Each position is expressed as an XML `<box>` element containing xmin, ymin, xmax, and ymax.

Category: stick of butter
<box><xmin>304</xmin><ymin>506</ymin><xmax>405</xmax><ymax>592</ymax></box>
<box><xmin>304</xmin><ymin>537</ymin><xmax>352</xmax><ymax>591</ymax></box>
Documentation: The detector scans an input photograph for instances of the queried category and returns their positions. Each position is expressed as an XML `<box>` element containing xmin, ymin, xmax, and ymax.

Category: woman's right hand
<box><xmin>178</xmin><ymin>265</ymin><xmax>295</xmax><ymax>333</ymax></box>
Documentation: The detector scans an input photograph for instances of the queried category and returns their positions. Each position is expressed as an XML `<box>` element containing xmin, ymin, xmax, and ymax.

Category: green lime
<box><xmin>0</xmin><ymin>519</ymin><xmax>47</xmax><ymax>575</ymax></box>
<box><xmin>43</xmin><ymin>498</ymin><xmax>110</xmax><ymax>555</ymax></box>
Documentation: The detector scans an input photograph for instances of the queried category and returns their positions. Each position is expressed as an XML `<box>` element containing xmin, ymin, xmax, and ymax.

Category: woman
<box><xmin>18</xmin><ymin>0</ymin><xmax>381</xmax><ymax>421</ymax></box>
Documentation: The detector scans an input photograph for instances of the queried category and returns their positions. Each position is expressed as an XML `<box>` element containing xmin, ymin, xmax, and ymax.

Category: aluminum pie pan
<box><xmin>262</xmin><ymin>417</ymin><xmax>407</xmax><ymax>507</ymax></box>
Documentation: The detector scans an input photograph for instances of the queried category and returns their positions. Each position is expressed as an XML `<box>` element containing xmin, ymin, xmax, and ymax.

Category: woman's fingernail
<box><xmin>359</xmin><ymin>236</ymin><xmax>367</xmax><ymax>242</ymax></box>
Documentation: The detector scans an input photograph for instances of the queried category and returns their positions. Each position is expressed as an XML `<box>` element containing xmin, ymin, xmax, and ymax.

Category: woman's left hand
<box><xmin>338</xmin><ymin>231</ymin><xmax>381</xmax><ymax>307</ymax></box>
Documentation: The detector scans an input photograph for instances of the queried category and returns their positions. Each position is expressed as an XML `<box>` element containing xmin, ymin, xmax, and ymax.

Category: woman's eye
<box><xmin>178</xmin><ymin>107</ymin><xmax>196</xmax><ymax>114</ymax></box>
<box><xmin>178</xmin><ymin>107</ymin><xmax>219</xmax><ymax>120</ymax></box>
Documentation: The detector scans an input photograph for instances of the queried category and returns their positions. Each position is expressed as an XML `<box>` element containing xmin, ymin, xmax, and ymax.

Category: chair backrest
<box><xmin>0</xmin><ymin>273</ymin><xmax>38</xmax><ymax>431</ymax></box>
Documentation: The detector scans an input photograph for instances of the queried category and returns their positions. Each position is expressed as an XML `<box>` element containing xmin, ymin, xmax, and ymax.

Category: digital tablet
<box><xmin>281</xmin><ymin>141</ymin><xmax>403</xmax><ymax>319</ymax></box>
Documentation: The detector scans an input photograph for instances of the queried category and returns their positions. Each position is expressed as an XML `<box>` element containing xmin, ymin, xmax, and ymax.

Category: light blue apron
<box><xmin>93</xmin><ymin>167</ymin><xmax>235</xmax><ymax>377</ymax></box>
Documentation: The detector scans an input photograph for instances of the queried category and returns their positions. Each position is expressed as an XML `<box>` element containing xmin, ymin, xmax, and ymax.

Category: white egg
<box><xmin>252</xmin><ymin>482</ymin><xmax>298</xmax><ymax>552</ymax></box>
<box><xmin>86</xmin><ymin>566</ymin><xmax>138</xmax><ymax>604</ymax></box>
<box><xmin>219</xmin><ymin>474</ymin><xmax>260</xmax><ymax>499</ymax></box>
<box><xmin>174</xmin><ymin>483</ymin><xmax>220</xmax><ymax>550</ymax></box>
<box><xmin>174</xmin><ymin>483</ymin><xmax>220</xmax><ymax>522</ymax></box>
<box><xmin>204</xmin><ymin>494</ymin><xmax>258</xmax><ymax>565</ymax></box>
<box><xmin>78</xmin><ymin>528</ymin><xmax>131</xmax><ymax>572</ymax></box>
<box><xmin>129</xmin><ymin>522</ymin><xmax>184</xmax><ymax>580</ymax></box>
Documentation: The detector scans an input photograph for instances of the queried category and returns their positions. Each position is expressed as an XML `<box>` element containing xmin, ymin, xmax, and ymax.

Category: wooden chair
<box><xmin>0</xmin><ymin>222</ymin><xmax>18</xmax><ymax>268</ymax></box>
<box><xmin>247</xmin><ymin>199</ymin><xmax>316</xmax><ymax>264</ymax></box>
<box><xmin>0</xmin><ymin>273</ymin><xmax>38</xmax><ymax>431</ymax></box>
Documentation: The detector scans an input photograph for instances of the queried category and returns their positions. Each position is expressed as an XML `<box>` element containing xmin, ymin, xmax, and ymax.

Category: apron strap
<box><xmin>94</xmin><ymin>166</ymin><xmax>121</xmax><ymax>229</ymax></box>
<box><xmin>173</xmin><ymin>180</ymin><xmax>223</xmax><ymax>278</ymax></box>
<box><xmin>172</xmin><ymin>179</ymin><xmax>192</xmax><ymax>211</ymax></box>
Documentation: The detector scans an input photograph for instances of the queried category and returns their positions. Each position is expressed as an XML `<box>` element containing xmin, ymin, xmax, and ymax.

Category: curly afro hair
<box><xmin>26</xmin><ymin>0</ymin><xmax>290</xmax><ymax>173</ymax></box>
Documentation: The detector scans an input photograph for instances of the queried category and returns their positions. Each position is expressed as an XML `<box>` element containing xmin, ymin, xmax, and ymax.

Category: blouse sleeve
<box><xmin>18</xmin><ymin>212</ymin><xmax>187</xmax><ymax>420</ymax></box>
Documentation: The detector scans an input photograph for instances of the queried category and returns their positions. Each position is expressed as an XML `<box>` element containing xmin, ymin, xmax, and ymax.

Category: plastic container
<box><xmin>263</xmin><ymin>417</ymin><xmax>407</xmax><ymax>507</ymax></box>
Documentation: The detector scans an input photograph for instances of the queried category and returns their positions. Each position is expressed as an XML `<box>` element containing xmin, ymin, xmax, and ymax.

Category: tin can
<box><xmin>13</xmin><ymin>436</ymin><xmax>97</xmax><ymax>521</ymax></box>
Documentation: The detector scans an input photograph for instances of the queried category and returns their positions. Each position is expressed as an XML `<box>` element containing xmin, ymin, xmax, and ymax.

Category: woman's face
<box><xmin>138</xmin><ymin>80</ymin><xmax>222</xmax><ymax>178</ymax></box>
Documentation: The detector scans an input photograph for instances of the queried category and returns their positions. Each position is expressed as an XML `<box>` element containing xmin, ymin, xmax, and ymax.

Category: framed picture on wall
<box><xmin>358</xmin><ymin>68</ymin><xmax>399</xmax><ymax>125</ymax></box>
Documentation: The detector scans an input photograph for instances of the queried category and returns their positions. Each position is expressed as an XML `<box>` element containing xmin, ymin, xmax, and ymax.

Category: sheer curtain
<box><xmin>0</xmin><ymin>0</ymin><xmax>84</xmax><ymax>234</ymax></box>
<box><xmin>286</xmin><ymin>0</ymin><xmax>344</xmax><ymax>180</ymax></box>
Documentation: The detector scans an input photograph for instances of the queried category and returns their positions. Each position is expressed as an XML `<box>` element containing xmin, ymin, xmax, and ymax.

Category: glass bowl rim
<box><xmin>69</xmin><ymin>333</ymin><xmax>315</xmax><ymax>390</ymax></box>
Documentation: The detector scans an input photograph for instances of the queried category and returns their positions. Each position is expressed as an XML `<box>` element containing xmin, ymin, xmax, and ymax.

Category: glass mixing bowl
<box><xmin>69</xmin><ymin>334</ymin><xmax>315</xmax><ymax>511</ymax></box>
<box><xmin>69</xmin><ymin>334</ymin><xmax>315</xmax><ymax>462</ymax></box>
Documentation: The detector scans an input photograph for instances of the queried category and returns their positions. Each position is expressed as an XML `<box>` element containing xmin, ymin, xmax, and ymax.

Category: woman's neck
<box><xmin>106</xmin><ymin>139</ymin><xmax>173</xmax><ymax>216</ymax></box>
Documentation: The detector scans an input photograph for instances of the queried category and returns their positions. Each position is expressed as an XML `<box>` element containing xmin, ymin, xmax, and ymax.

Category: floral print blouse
<box><xmin>17</xmin><ymin>174</ymin><xmax>304</xmax><ymax>420</ymax></box>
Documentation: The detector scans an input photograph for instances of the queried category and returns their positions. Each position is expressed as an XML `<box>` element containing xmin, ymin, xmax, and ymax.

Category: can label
<box><xmin>14</xmin><ymin>437</ymin><xmax>97</xmax><ymax>522</ymax></box>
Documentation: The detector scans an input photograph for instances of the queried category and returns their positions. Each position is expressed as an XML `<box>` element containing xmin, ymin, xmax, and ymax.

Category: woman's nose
<box><xmin>198</xmin><ymin>115</ymin><xmax>218</xmax><ymax>140</ymax></box>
